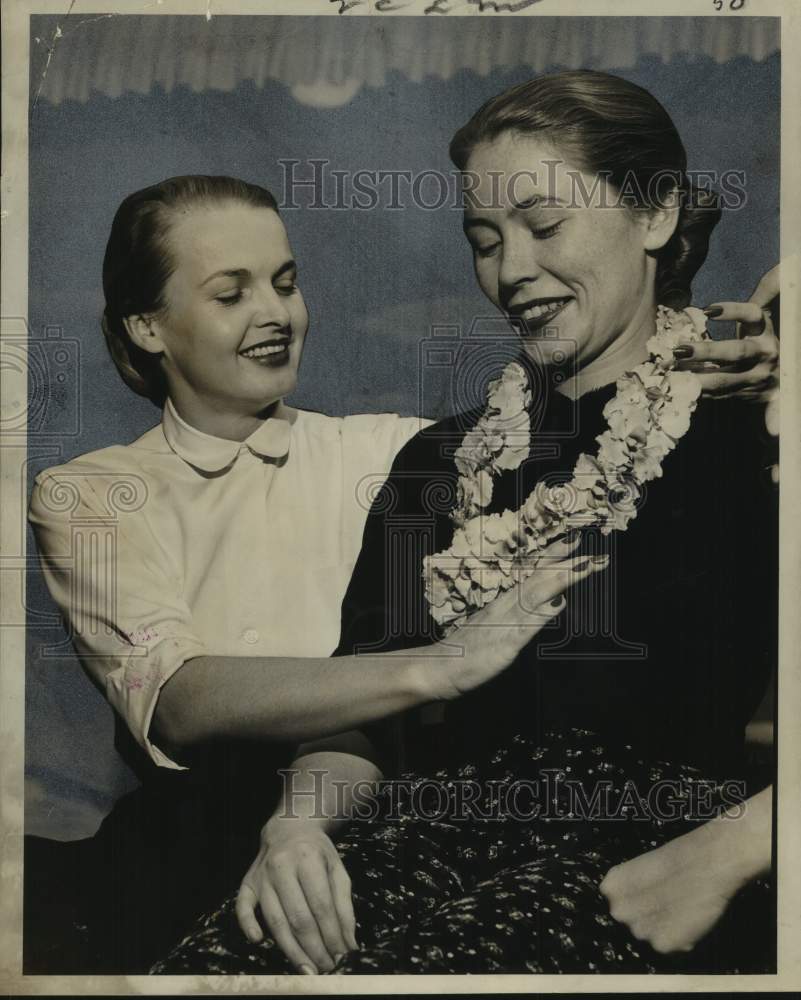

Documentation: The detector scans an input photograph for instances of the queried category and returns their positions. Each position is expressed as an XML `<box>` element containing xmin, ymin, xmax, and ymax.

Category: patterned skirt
<box><xmin>150</xmin><ymin>729</ymin><xmax>773</xmax><ymax>975</ymax></box>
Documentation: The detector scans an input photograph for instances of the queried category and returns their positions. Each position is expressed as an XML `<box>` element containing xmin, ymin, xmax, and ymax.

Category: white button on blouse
<box><xmin>29</xmin><ymin>399</ymin><xmax>428</xmax><ymax>770</ymax></box>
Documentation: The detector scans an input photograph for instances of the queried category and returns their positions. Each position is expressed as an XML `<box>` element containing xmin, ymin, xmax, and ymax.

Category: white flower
<box><xmin>657</xmin><ymin>401</ymin><xmax>693</xmax><ymax>439</ymax></box>
<box><xmin>667</xmin><ymin>369</ymin><xmax>703</xmax><ymax>407</ymax></box>
<box><xmin>607</xmin><ymin>405</ymin><xmax>651</xmax><ymax>446</ymax></box>
<box><xmin>487</xmin><ymin>365</ymin><xmax>530</xmax><ymax>422</ymax></box>
<box><xmin>479</xmin><ymin>510</ymin><xmax>523</xmax><ymax>559</ymax></box>
<box><xmin>596</xmin><ymin>430</ymin><xmax>631</xmax><ymax>471</ymax></box>
<box><xmin>455</xmin><ymin>471</ymin><xmax>492</xmax><ymax>518</ymax></box>
<box><xmin>604</xmin><ymin>479</ymin><xmax>641</xmax><ymax>530</ymax></box>
<box><xmin>494</xmin><ymin>436</ymin><xmax>529</xmax><ymax>472</ymax></box>
<box><xmin>647</xmin><ymin>306</ymin><xmax>709</xmax><ymax>364</ymax></box>
<box><xmin>423</xmin><ymin>561</ymin><xmax>453</xmax><ymax>609</ymax></box>
<box><xmin>452</xmin><ymin>573</ymin><xmax>474</xmax><ymax>600</ymax></box>
<box><xmin>631</xmin><ymin>446</ymin><xmax>666</xmax><ymax>482</ymax></box>
<box><xmin>451</xmin><ymin>362</ymin><xmax>532</xmax><ymax>526</ymax></box>
<box><xmin>573</xmin><ymin>452</ymin><xmax>603</xmax><ymax>480</ymax></box>
<box><xmin>487</xmin><ymin>362</ymin><xmax>529</xmax><ymax>418</ymax></box>
<box><xmin>607</xmin><ymin>372</ymin><xmax>651</xmax><ymax>411</ymax></box>
<box><xmin>684</xmin><ymin>306</ymin><xmax>709</xmax><ymax>336</ymax></box>
<box><xmin>644</xmin><ymin>426</ymin><xmax>675</xmax><ymax>460</ymax></box>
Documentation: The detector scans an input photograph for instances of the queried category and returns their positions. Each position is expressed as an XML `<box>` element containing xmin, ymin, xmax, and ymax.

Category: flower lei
<box><xmin>423</xmin><ymin>305</ymin><xmax>711</xmax><ymax>629</ymax></box>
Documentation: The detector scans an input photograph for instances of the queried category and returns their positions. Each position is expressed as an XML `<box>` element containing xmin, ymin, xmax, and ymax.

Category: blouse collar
<box><xmin>162</xmin><ymin>398</ymin><xmax>292</xmax><ymax>472</ymax></box>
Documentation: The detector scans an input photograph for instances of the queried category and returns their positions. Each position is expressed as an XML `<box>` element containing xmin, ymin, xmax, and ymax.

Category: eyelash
<box><xmin>474</xmin><ymin>221</ymin><xmax>563</xmax><ymax>258</ymax></box>
<box><xmin>532</xmin><ymin>221</ymin><xmax>563</xmax><ymax>240</ymax></box>
<box><xmin>475</xmin><ymin>243</ymin><xmax>501</xmax><ymax>259</ymax></box>
<box><xmin>215</xmin><ymin>282</ymin><xmax>298</xmax><ymax>306</ymax></box>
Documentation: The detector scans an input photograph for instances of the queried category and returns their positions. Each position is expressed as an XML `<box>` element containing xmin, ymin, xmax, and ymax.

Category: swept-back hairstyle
<box><xmin>102</xmin><ymin>175</ymin><xmax>279</xmax><ymax>407</ymax></box>
<box><xmin>450</xmin><ymin>70</ymin><xmax>721</xmax><ymax>309</ymax></box>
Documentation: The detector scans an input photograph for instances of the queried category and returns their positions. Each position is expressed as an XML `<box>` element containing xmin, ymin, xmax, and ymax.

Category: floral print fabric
<box><xmin>151</xmin><ymin>729</ymin><xmax>772</xmax><ymax>975</ymax></box>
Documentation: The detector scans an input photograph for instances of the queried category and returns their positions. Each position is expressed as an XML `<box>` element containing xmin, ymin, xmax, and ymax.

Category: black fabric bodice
<box><xmin>336</xmin><ymin>381</ymin><xmax>778</xmax><ymax>781</ymax></box>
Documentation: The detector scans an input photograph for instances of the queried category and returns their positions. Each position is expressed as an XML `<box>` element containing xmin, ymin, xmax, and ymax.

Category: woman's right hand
<box><xmin>236</xmin><ymin>817</ymin><xmax>357</xmax><ymax>974</ymax></box>
<box><xmin>431</xmin><ymin>536</ymin><xmax>609</xmax><ymax>701</ymax></box>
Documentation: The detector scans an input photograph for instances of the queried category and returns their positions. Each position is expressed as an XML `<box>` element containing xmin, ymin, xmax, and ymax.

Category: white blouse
<box><xmin>28</xmin><ymin>400</ymin><xmax>427</xmax><ymax>770</ymax></box>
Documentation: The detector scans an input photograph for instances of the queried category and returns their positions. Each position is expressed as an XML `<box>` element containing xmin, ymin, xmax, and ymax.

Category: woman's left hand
<box><xmin>673</xmin><ymin>301</ymin><xmax>779</xmax><ymax>402</ymax></box>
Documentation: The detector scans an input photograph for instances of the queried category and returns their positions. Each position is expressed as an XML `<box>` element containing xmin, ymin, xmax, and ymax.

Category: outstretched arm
<box><xmin>151</xmin><ymin>538</ymin><xmax>600</xmax><ymax>759</ymax></box>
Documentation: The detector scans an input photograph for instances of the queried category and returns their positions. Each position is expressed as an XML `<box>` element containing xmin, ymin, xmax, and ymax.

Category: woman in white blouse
<box><xmin>29</xmin><ymin>175</ymin><xmax>603</xmax><ymax>968</ymax></box>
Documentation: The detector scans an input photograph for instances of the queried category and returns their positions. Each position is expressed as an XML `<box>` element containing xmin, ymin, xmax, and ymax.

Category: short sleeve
<box><xmin>342</xmin><ymin>413</ymin><xmax>433</xmax><ymax>475</ymax></box>
<box><xmin>28</xmin><ymin>467</ymin><xmax>207</xmax><ymax>770</ymax></box>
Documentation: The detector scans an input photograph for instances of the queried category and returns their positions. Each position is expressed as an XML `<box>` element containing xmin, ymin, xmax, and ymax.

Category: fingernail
<box><xmin>592</xmin><ymin>554</ymin><xmax>609</xmax><ymax>565</ymax></box>
<box><xmin>574</xmin><ymin>559</ymin><xmax>589</xmax><ymax>572</ymax></box>
<box><xmin>702</xmin><ymin>305</ymin><xmax>724</xmax><ymax>318</ymax></box>
<box><xmin>550</xmin><ymin>596</ymin><xmax>563</xmax><ymax>608</ymax></box>
<box><xmin>672</xmin><ymin>345</ymin><xmax>694</xmax><ymax>360</ymax></box>
<box><xmin>300</xmin><ymin>964</ymin><xmax>316</xmax><ymax>976</ymax></box>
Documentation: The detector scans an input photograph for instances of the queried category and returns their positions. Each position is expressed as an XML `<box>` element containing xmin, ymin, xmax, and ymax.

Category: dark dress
<box><xmin>23</xmin><ymin>724</ymin><xmax>296</xmax><ymax>973</ymax></box>
<box><xmin>152</xmin><ymin>379</ymin><xmax>778</xmax><ymax>975</ymax></box>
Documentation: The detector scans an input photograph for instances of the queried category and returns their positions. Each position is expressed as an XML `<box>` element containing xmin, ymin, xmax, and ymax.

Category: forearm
<box><xmin>152</xmin><ymin>549</ymin><xmax>587</xmax><ymax>756</ymax></box>
<box><xmin>673</xmin><ymin>785</ymin><xmax>772</xmax><ymax>888</ymax></box>
<box><xmin>152</xmin><ymin>649</ymin><xmax>440</xmax><ymax>753</ymax></box>
<box><xmin>295</xmin><ymin>728</ymin><xmax>384</xmax><ymax>771</ymax></box>
<box><xmin>707</xmin><ymin>785</ymin><xmax>773</xmax><ymax>885</ymax></box>
<box><xmin>264</xmin><ymin>746</ymin><xmax>382</xmax><ymax>842</ymax></box>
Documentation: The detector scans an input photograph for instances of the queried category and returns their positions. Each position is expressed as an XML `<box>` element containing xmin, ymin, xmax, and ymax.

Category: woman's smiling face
<box><xmin>146</xmin><ymin>202</ymin><xmax>309</xmax><ymax>431</ymax></box>
<box><xmin>463</xmin><ymin>131</ymin><xmax>662</xmax><ymax>377</ymax></box>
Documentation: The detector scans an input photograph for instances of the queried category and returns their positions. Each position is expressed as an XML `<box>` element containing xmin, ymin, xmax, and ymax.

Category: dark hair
<box><xmin>102</xmin><ymin>175</ymin><xmax>279</xmax><ymax>406</ymax></box>
<box><xmin>450</xmin><ymin>70</ymin><xmax>721</xmax><ymax>309</ymax></box>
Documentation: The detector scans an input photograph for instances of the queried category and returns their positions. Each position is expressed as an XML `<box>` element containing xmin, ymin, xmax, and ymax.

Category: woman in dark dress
<box><xmin>153</xmin><ymin>71</ymin><xmax>778</xmax><ymax>976</ymax></box>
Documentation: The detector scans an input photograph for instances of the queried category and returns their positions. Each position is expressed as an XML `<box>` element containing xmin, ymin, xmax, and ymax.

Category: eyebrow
<box><xmin>463</xmin><ymin>217</ymin><xmax>498</xmax><ymax>233</ymax></box>
<box><xmin>463</xmin><ymin>195</ymin><xmax>567</xmax><ymax>232</ymax></box>
<box><xmin>511</xmin><ymin>194</ymin><xmax>566</xmax><ymax>210</ymax></box>
<box><xmin>199</xmin><ymin>259</ymin><xmax>297</xmax><ymax>288</ymax></box>
<box><xmin>199</xmin><ymin>267</ymin><xmax>248</xmax><ymax>288</ymax></box>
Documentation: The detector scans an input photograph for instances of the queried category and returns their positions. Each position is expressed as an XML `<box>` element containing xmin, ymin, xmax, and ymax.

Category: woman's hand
<box><xmin>236</xmin><ymin>817</ymin><xmax>357</xmax><ymax>975</ymax></box>
<box><xmin>748</xmin><ymin>265</ymin><xmax>781</xmax><ymax>453</ymax></box>
<box><xmin>599</xmin><ymin>830</ymin><xmax>741</xmax><ymax>954</ymax></box>
<box><xmin>599</xmin><ymin>787</ymin><xmax>772</xmax><ymax>954</ymax></box>
<box><xmin>673</xmin><ymin>302</ymin><xmax>778</xmax><ymax>401</ymax></box>
<box><xmin>431</xmin><ymin>536</ymin><xmax>609</xmax><ymax>701</ymax></box>
<box><xmin>673</xmin><ymin>265</ymin><xmax>780</xmax><ymax>404</ymax></box>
